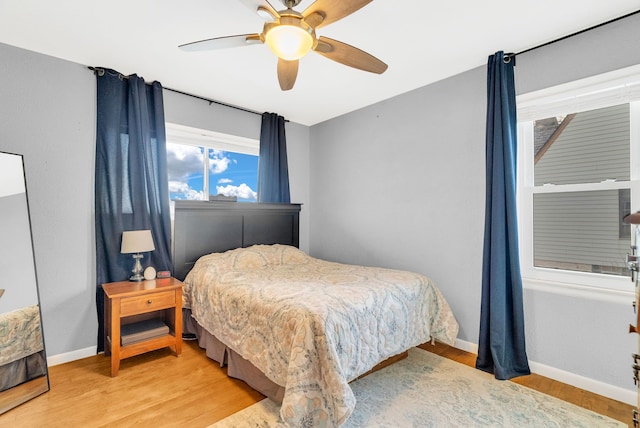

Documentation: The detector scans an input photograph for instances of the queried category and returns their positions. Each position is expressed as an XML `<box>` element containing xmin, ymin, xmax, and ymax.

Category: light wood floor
<box><xmin>0</xmin><ymin>340</ymin><xmax>634</xmax><ymax>427</ymax></box>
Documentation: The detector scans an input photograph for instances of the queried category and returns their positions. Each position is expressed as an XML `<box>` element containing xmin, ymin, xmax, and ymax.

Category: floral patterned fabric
<box><xmin>184</xmin><ymin>245</ymin><xmax>459</xmax><ymax>427</ymax></box>
<box><xmin>0</xmin><ymin>304</ymin><xmax>44</xmax><ymax>366</ymax></box>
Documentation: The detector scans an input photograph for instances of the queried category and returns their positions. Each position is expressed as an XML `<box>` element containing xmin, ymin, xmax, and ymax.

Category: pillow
<box><xmin>232</xmin><ymin>250</ymin><xmax>269</xmax><ymax>270</ymax></box>
<box><xmin>229</xmin><ymin>244</ymin><xmax>309</xmax><ymax>270</ymax></box>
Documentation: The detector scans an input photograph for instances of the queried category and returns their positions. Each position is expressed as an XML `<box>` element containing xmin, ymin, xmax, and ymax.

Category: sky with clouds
<box><xmin>166</xmin><ymin>143</ymin><xmax>258</xmax><ymax>202</ymax></box>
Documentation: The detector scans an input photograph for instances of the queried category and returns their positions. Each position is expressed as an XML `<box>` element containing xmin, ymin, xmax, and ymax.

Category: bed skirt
<box><xmin>183</xmin><ymin>308</ymin><xmax>410</xmax><ymax>406</ymax></box>
<box><xmin>183</xmin><ymin>309</ymin><xmax>285</xmax><ymax>402</ymax></box>
<box><xmin>0</xmin><ymin>351</ymin><xmax>47</xmax><ymax>391</ymax></box>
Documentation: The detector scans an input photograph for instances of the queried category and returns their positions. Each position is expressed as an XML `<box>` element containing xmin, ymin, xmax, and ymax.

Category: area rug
<box><xmin>209</xmin><ymin>348</ymin><xmax>625</xmax><ymax>427</ymax></box>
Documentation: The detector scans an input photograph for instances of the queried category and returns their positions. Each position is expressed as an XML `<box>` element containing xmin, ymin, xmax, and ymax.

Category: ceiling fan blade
<box><xmin>277</xmin><ymin>58</ymin><xmax>299</xmax><ymax>91</ymax></box>
<box><xmin>304</xmin><ymin>12</ymin><xmax>325</xmax><ymax>29</ymax></box>
<box><xmin>179</xmin><ymin>34</ymin><xmax>262</xmax><ymax>52</ymax></box>
<box><xmin>314</xmin><ymin>36</ymin><xmax>387</xmax><ymax>74</ymax></box>
<box><xmin>237</xmin><ymin>0</ymin><xmax>279</xmax><ymax>21</ymax></box>
<box><xmin>303</xmin><ymin>0</ymin><xmax>372</xmax><ymax>29</ymax></box>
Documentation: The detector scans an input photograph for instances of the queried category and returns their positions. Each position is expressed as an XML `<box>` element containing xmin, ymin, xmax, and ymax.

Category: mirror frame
<box><xmin>0</xmin><ymin>151</ymin><xmax>49</xmax><ymax>414</ymax></box>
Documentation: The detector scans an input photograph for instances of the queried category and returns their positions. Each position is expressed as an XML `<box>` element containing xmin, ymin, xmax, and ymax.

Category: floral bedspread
<box><xmin>0</xmin><ymin>304</ymin><xmax>44</xmax><ymax>366</ymax></box>
<box><xmin>183</xmin><ymin>245</ymin><xmax>458</xmax><ymax>427</ymax></box>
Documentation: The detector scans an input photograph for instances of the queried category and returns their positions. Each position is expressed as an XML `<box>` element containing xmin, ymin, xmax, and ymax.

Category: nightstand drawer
<box><xmin>120</xmin><ymin>290</ymin><xmax>176</xmax><ymax>316</ymax></box>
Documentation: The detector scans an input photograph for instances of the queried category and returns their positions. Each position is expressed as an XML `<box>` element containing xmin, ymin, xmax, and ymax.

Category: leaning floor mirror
<box><xmin>0</xmin><ymin>151</ymin><xmax>49</xmax><ymax>414</ymax></box>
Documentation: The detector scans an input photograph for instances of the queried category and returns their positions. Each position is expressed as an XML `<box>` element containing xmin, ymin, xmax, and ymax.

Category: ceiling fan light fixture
<box><xmin>180</xmin><ymin>0</ymin><xmax>387</xmax><ymax>91</ymax></box>
<box><xmin>265</xmin><ymin>23</ymin><xmax>313</xmax><ymax>61</ymax></box>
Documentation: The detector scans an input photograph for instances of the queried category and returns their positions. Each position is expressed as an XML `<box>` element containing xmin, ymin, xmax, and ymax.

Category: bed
<box><xmin>0</xmin><ymin>305</ymin><xmax>47</xmax><ymax>391</ymax></box>
<box><xmin>173</xmin><ymin>201</ymin><xmax>459</xmax><ymax>427</ymax></box>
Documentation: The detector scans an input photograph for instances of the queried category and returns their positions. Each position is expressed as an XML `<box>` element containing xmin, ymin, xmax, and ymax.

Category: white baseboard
<box><xmin>528</xmin><ymin>360</ymin><xmax>636</xmax><ymax>406</ymax></box>
<box><xmin>451</xmin><ymin>339</ymin><xmax>636</xmax><ymax>406</ymax></box>
<box><xmin>47</xmin><ymin>346</ymin><xmax>97</xmax><ymax>367</ymax></box>
<box><xmin>454</xmin><ymin>338</ymin><xmax>478</xmax><ymax>354</ymax></box>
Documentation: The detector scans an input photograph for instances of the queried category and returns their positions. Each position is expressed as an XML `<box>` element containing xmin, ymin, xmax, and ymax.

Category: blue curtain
<box><xmin>94</xmin><ymin>69</ymin><xmax>173</xmax><ymax>352</ymax></box>
<box><xmin>476</xmin><ymin>52</ymin><xmax>530</xmax><ymax>380</ymax></box>
<box><xmin>257</xmin><ymin>112</ymin><xmax>290</xmax><ymax>203</ymax></box>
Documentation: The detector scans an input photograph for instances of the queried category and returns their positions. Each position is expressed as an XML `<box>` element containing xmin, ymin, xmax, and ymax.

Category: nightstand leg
<box><xmin>111</xmin><ymin>357</ymin><xmax>120</xmax><ymax>377</ymax></box>
<box><xmin>175</xmin><ymin>290</ymin><xmax>183</xmax><ymax>356</ymax></box>
<box><xmin>104</xmin><ymin>289</ymin><xmax>111</xmax><ymax>357</ymax></box>
<box><xmin>110</xmin><ymin>297</ymin><xmax>121</xmax><ymax>377</ymax></box>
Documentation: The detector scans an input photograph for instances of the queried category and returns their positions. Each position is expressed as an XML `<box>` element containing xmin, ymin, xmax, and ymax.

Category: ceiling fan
<box><xmin>179</xmin><ymin>0</ymin><xmax>388</xmax><ymax>91</ymax></box>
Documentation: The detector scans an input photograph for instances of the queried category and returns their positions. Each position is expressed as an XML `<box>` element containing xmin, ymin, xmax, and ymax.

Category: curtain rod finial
<box><xmin>88</xmin><ymin>66</ymin><xmax>105</xmax><ymax>76</ymax></box>
<box><xmin>503</xmin><ymin>53</ymin><xmax>516</xmax><ymax>66</ymax></box>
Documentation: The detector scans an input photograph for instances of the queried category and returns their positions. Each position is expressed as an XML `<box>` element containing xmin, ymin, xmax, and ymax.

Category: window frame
<box><xmin>165</xmin><ymin>123</ymin><xmax>259</xmax><ymax>201</ymax></box>
<box><xmin>516</xmin><ymin>65</ymin><xmax>640</xmax><ymax>294</ymax></box>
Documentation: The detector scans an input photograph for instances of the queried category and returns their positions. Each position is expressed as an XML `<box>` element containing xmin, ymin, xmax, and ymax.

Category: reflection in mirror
<box><xmin>0</xmin><ymin>151</ymin><xmax>49</xmax><ymax>414</ymax></box>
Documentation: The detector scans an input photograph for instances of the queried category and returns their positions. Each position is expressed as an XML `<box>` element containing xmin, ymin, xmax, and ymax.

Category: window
<box><xmin>517</xmin><ymin>65</ymin><xmax>640</xmax><ymax>292</ymax></box>
<box><xmin>165</xmin><ymin>123</ymin><xmax>259</xmax><ymax>202</ymax></box>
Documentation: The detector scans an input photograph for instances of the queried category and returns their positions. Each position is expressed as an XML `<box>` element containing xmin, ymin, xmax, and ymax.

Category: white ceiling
<box><xmin>0</xmin><ymin>0</ymin><xmax>638</xmax><ymax>126</ymax></box>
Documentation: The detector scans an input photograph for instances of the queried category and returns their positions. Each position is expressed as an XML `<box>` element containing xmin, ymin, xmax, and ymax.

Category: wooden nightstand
<box><xmin>103</xmin><ymin>277</ymin><xmax>183</xmax><ymax>376</ymax></box>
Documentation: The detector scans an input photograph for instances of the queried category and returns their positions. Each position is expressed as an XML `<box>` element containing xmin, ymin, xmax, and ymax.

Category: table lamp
<box><xmin>121</xmin><ymin>230</ymin><xmax>155</xmax><ymax>281</ymax></box>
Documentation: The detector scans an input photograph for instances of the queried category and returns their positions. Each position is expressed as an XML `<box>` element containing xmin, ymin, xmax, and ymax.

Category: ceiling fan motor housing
<box><xmin>282</xmin><ymin>0</ymin><xmax>303</xmax><ymax>8</ymax></box>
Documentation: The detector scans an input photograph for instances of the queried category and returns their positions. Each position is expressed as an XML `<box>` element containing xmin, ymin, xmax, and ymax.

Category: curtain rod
<box><xmin>505</xmin><ymin>9</ymin><xmax>640</xmax><ymax>62</ymax></box>
<box><xmin>88</xmin><ymin>66</ymin><xmax>286</xmax><ymax>120</ymax></box>
<box><xmin>163</xmin><ymin>87</ymin><xmax>265</xmax><ymax>118</ymax></box>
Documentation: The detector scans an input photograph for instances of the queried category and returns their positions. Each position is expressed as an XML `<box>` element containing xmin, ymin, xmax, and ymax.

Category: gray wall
<box><xmin>309</xmin><ymin>67</ymin><xmax>486</xmax><ymax>345</ymax></box>
<box><xmin>308</xmin><ymin>12</ymin><xmax>640</xmax><ymax>396</ymax></box>
<box><xmin>0</xmin><ymin>41</ymin><xmax>310</xmax><ymax>358</ymax></box>
<box><xmin>0</xmin><ymin>193</ymin><xmax>38</xmax><ymax>313</ymax></box>
<box><xmin>0</xmin><ymin>44</ymin><xmax>96</xmax><ymax>357</ymax></box>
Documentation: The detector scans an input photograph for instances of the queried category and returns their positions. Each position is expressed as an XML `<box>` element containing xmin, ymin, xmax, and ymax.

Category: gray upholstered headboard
<box><xmin>172</xmin><ymin>201</ymin><xmax>302</xmax><ymax>280</ymax></box>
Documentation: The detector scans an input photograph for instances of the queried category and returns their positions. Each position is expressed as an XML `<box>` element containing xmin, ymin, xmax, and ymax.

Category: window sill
<box><xmin>522</xmin><ymin>277</ymin><xmax>634</xmax><ymax>304</ymax></box>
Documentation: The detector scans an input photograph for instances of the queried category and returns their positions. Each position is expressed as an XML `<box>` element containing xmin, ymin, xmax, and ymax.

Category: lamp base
<box><xmin>129</xmin><ymin>253</ymin><xmax>145</xmax><ymax>282</ymax></box>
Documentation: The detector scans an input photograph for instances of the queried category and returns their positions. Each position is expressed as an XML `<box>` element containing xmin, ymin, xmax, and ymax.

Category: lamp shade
<box><xmin>120</xmin><ymin>230</ymin><xmax>155</xmax><ymax>254</ymax></box>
